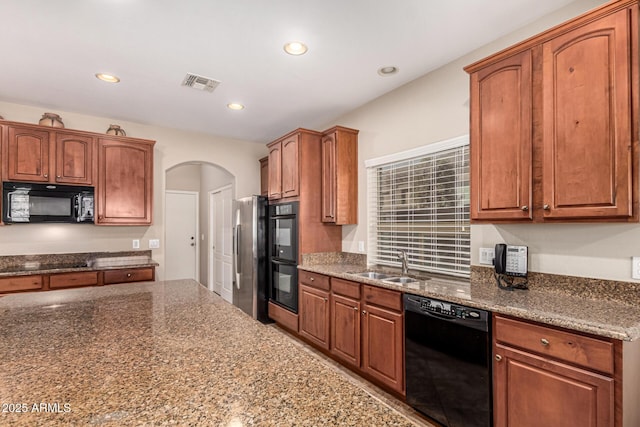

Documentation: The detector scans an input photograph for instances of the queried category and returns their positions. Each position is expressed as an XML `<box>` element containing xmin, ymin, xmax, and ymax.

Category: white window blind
<box><xmin>367</xmin><ymin>137</ymin><xmax>470</xmax><ymax>278</ymax></box>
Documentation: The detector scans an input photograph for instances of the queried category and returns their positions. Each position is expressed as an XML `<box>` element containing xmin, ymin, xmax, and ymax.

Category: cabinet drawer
<box><xmin>331</xmin><ymin>278</ymin><xmax>360</xmax><ymax>299</ymax></box>
<box><xmin>362</xmin><ymin>285</ymin><xmax>402</xmax><ymax>312</ymax></box>
<box><xmin>299</xmin><ymin>271</ymin><xmax>330</xmax><ymax>291</ymax></box>
<box><xmin>104</xmin><ymin>267</ymin><xmax>154</xmax><ymax>285</ymax></box>
<box><xmin>494</xmin><ymin>315</ymin><xmax>614</xmax><ymax>374</ymax></box>
<box><xmin>0</xmin><ymin>275</ymin><xmax>43</xmax><ymax>293</ymax></box>
<box><xmin>50</xmin><ymin>271</ymin><xmax>98</xmax><ymax>289</ymax></box>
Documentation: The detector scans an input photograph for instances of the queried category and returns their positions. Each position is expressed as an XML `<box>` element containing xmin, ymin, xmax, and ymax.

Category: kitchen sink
<box><xmin>384</xmin><ymin>276</ymin><xmax>423</xmax><ymax>284</ymax></box>
<box><xmin>351</xmin><ymin>271</ymin><xmax>392</xmax><ymax>280</ymax></box>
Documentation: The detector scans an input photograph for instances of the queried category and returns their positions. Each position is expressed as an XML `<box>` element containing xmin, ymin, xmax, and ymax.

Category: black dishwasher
<box><xmin>404</xmin><ymin>294</ymin><xmax>491</xmax><ymax>427</ymax></box>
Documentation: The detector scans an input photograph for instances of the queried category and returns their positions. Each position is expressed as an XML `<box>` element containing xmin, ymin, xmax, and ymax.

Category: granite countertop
<box><xmin>298</xmin><ymin>260</ymin><xmax>640</xmax><ymax>342</ymax></box>
<box><xmin>0</xmin><ymin>251</ymin><xmax>159</xmax><ymax>278</ymax></box>
<box><xmin>0</xmin><ymin>280</ymin><xmax>424</xmax><ymax>426</ymax></box>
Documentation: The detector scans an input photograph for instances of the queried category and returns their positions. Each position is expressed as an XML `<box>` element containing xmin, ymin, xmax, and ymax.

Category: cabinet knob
<box><xmin>43</xmin><ymin>174</ymin><xmax>48</xmax><ymax>178</ymax></box>
<box><xmin>324</xmin><ymin>297</ymin><xmax>328</xmax><ymax>302</ymax></box>
<box><xmin>543</xmin><ymin>204</ymin><xmax>550</xmax><ymax>210</ymax></box>
<box><xmin>353</xmin><ymin>306</ymin><xmax>358</xmax><ymax>311</ymax></box>
<box><xmin>310</xmin><ymin>277</ymin><xmax>314</xmax><ymax>281</ymax></box>
<box><xmin>127</xmin><ymin>273</ymin><xmax>132</xmax><ymax>278</ymax></box>
<box><xmin>56</xmin><ymin>175</ymin><xmax>61</xmax><ymax>179</ymax></box>
<box><xmin>521</xmin><ymin>205</ymin><xmax>528</xmax><ymax>211</ymax></box>
<box><xmin>362</xmin><ymin>310</ymin><xmax>367</xmax><ymax>316</ymax></box>
<box><xmin>541</xmin><ymin>338</ymin><xmax>550</xmax><ymax>346</ymax></box>
<box><xmin>495</xmin><ymin>354</ymin><xmax>503</xmax><ymax>362</ymax></box>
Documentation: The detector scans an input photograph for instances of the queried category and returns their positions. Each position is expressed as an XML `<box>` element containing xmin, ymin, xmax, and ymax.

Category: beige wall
<box><xmin>166</xmin><ymin>164</ymin><xmax>201</xmax><ymax>191</ymax></box>
<box><xmin>0</xmin><ymin>100</ymin><xmax>266</xmax><ymax>280</ymax></box>
<box><xmin>331</xmin><ymin>0</ymin><xmax>640</xmax><ymax>282</ymax></box>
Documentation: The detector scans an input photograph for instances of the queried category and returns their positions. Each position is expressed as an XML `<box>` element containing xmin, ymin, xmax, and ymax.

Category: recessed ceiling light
<box><xmin>377</xmin><ymin>66</ymin><xmax>399</xmax><ymax>76</ymax></box>
<box><xmin>227</xmin><ymin>103</ymin><xmax>245</xmax><ymax>110</ymax></box>
<box><xmin>283</xmin><ymin>41</ymin><xmax>308</xmax><ymax>56</ymax></box>
<box><xmin>95</xmin><ymin>73</ymin><xmax>120</xmax><ymax>83</ymax></box>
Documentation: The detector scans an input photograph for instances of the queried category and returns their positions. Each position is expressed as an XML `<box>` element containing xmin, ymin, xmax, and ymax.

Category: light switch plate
<box><xmin>358</xmin><ymin>241</ymin><xmax>365</xmax><ymax>252</ymax></box>
<box><xmin>132</xmin><ymin>239</ymin><xmax>140</xmax><ymax>249</ymax></box>
<box><xmin>479</xmin><ymin>247</ymin><xmax>495</xmax><ymax>265</ymax></box>
<box><xmin>149</xmin><ymin>239</ymin><xmax>160</xmax><ymax>249</ymax></box>
<box><xmin>632</xmin><ymin>257</ymin><xmax>640</xmax><ymax>279</ymax></box>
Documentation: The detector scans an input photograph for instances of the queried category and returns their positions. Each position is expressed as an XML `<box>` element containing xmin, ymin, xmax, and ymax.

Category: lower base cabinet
<box><xmin>0</xmin><ymin>267</ymin><xmax>156</xmax><ymax>294</ymax></box>
<box><xmin>493</xmin><ymin>315</ymin><xmax>616</xmax><ymax>427</ymax></box>
<box><xmin>297</xmin><ymin>273</ymin><xmax>405</xmax><ymax>396</ymax></box>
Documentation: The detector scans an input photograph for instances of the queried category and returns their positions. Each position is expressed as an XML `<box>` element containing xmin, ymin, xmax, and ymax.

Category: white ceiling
<box><xmin>1</xmin><ymin>0</ymin><xmax>580</xmax><ymax>143</ymax></box>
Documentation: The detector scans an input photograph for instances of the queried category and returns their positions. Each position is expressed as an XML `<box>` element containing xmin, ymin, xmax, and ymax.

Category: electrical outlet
<box><xmin>149</xmin><ymin>239</ymin><xmax>160</xmax><ymax>249</ymax></box>
<box><xmin>132</xmin><ymin>239</ymin><xmax>140</xmax><ymax>249</ymax></box>
<box><xmin>479</xmin><ymin>247</ymin><xmax>495</xmax><ymax>265</ymax></box>
<box><xmin>358</xmin><ymin>241</ymin><xmax>365</xmax><ymax>252</ymax></box>
<box><xmin>632</xmin><ymin>257</ymin><xmax>640</xmax><ymax>279</ymax></box>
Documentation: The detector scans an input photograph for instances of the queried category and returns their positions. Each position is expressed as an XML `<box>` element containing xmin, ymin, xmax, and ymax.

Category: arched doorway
<box><xmin>165</xmin><ymin>162</ymin><xmax>235</xmax><ymax>300</ymax></box>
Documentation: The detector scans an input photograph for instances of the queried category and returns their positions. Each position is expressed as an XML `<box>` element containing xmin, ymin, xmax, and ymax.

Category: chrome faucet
<box><xmin>398</xmin><ymin>250</ymin><xmax>409</xmax><ymax>276</ymax></box>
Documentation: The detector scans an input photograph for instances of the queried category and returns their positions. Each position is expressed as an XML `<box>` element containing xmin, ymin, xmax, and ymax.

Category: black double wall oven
<box><xmin>268</xmin><ymin>202</ymin><xmax>299</xmax><ymax>313</ymax></box>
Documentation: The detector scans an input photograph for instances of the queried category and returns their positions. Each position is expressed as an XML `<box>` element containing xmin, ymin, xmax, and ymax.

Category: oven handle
<box><xmin>270</xmin><ymin>259</ymin><xmax>296</xmax><ymax>266</ymax></box>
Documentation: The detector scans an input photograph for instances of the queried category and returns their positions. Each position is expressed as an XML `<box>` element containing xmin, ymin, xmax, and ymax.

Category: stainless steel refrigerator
<box><xmin>232</xmin><ymin>195</ymin><xmax>270</xmax><ymax>322</ymax></box>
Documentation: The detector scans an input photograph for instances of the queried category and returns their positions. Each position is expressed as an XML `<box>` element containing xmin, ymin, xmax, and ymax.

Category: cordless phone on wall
<box><xmin>494</xmin><ymin>244</ymin><xmax>528</xmax><ymax>290</ymax></box>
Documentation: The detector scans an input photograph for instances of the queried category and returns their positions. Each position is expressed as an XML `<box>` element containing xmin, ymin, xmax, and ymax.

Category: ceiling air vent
<box><xmin>181</xmin><ymin>73</ymin><xmax>220</xmax><ymax>92</ymax></box>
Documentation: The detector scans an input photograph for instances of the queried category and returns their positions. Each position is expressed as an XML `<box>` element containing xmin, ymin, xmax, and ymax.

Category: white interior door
<box><xmin>209</xmin><ymin>186</ymin><xmax>233</xmax><ymax>302</ymax></box>
<box><xmin>165</xmin><ymin>191</ymin><xmax>199</xmax><ymax>280</ymax></box>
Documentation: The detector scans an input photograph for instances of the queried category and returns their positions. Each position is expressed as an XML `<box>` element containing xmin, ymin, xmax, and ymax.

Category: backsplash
<box><xmin>301</xmin><ymin>252</ymin><xmax>366</xmax><ymax>267</ymax></box>
<box><xmin>0</xmin><ymin>250</ymin><xmax>153</xmax><ymax>272</ymax></box>
<box><xmin>471</xmin><ymin>265</ymin><xmax>640</xmax><ymax>306</ymax></box>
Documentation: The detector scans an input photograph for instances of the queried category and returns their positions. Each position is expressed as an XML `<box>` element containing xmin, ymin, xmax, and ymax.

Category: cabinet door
<box><xmin>321</xmin><ymin>132</ymin><xmax>336</xmax><ymax>222</ymax></box>
<box><xmin>470</xmin><ymin>50</ymin><xmax>532</xmax><ymax>220</ymax></box>
<box><xmin>259</xmin><ymin>156</ymin><xmax>269</xmax><ymax>196</ymax></box>
<box><xmin>299</xmin><ymin>284</ymin><xmax>330</xmax><ymax>350</ymax></box>
<box><xmin>362</xmin><ymin>303</ymin><xmax>404</xmax><ymax>393</ymax></box>
<box><xmin>268</xmin><ymin>142</ymin><xmax>282</xmax><ymax>199</ymax></box>
<box><xmin>96</xmin><ymin>139</ymin><xmax>153</xmax><ymax>225</ymax></box>
<box><xmin>55</xmin><ymin>133</ymin><xmax>94</xmax><ymax>185</ymax></box>
<box><xmin>330</xmin><ymin>293</ymin><xmax>360</xmax><ymax>368</ymax></box>
<box><xmin>494</xmin><ymin>343</ymin><xmax>614</xmax><ymax>427</ymax></box>
<box><xmin>281</xmin><ymin>134</ymin><xmax>299</xmax><ymax>198</ymax></box>
<box><xmin>542</xmin><ymin>9</ymin><xmax>632</xmax><ymax>219</ymax></box>
<box><xmin>6</xmin><ymin>126</ymin><xmax>50</xmax><ymax>182</ymax></box>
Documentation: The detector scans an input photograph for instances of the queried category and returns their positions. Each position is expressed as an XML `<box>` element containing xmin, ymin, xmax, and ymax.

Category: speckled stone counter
<box><xmin>298</xmin><ymin>253</ymin><xmax>640</xmax><ymax>341</ymax></box>
<box><xmin>0</xmin><ymin>280</ymin><xmax>424</xmax><ymax>426</ymax></box>
<box><xmin>0</xmin><ymin>251</ymin><xmax>159</xmax><ymax>277</ymax></box>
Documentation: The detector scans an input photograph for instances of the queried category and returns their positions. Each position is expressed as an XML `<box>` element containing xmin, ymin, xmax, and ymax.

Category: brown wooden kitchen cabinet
<box><xmin>361</xmin><ymin>285</ymin><xmax>404</xmax><ymax>394</ymax></box>
<box><xmin>96</xmin><ymin>138</ymin><xmax>154</xmax><ymax>225</ymax></box>
<box><xmin>298</xmin><ymin>271</ymin><xmax>331</xmax><ymax>349</ymax></box>
<box><xmin>493</xmin><ymin>315</ymin><xmax>616</xmax><ymax>427</ymax></box>
<box><xmin>330</xmin><ymin>278</ymin><xmax>361</xmax><ymax>368</ymax></box>
<box><xmin>321</xmin><ymin>126</ymin><xmax>359</xmax><ymax>225</ymax></box>
<box><xmin>103</xmin><ymin>267</ymin><xmax>155</xmax><ymax>284</ymax></box>
<box><xmin>4</xmin><ymin>124</ymin><xmax>94</xmax><ymax>185</ymax></box>
<box><xmin>267</xmin><ymin>131</ymin><xmax>302</xmax><ymax>200</ymax></box>
<box><xmin>465</xmin><ymin>1</ymin><xmax>639</xmax><ymax>222</ymax></box>
<box><xmin>295</xmin><ymin>273</ymin><xmax>405</xmax><ymax>396</ymax></box>
<box><xmin>259</xmin><ymin>156</ymin><xmax>268</xmax><ymax>196</ymax></box>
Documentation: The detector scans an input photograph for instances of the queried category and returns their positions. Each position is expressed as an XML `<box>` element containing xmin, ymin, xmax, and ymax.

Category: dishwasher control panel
<box><xmin>420</xmin><ymin>299</ymin><xmax>481</xmax><ymax>319</ymax></box>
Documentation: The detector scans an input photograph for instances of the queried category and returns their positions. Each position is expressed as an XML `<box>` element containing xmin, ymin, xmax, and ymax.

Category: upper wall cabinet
<box><xmin>96</xmin><ymin>138</ymin><xmax>154</xmax><ymax>225</ymax></box>
<box><xmin>267</xmin><ymin>130</ymin><xmax>313</xmax><ymax>201</ymax></box>
<box><xmin>465</xmin><ymin>1</ymin><xmax>638</xmax><ymax>222</ymax></box>
<box><xmin>3</xmin><ymin>124</ymin><xmax>94</xmax><ymax>185</ymax></box>
<box><xmin>321</xmin><ymin>126</ymin><xmax>358</xmax><ymax>225</ymax></box>
<box><xmin>259</xmin><ymin>156</ymin><xmax>268</xmax><ymax>197</ymax></box>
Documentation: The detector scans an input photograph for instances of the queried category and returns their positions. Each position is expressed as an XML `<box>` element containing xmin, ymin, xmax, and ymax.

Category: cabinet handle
<box><xmin>43</xmin><ymin>174</ymin><xmax>48</xmax><ymax>178</ymax></box>
<box><xmin>543</xmin><ymin>204</ymin><xmax>550</xmax><ymax>210</ymax></box>
<box><xmin>56</xmin><ymin>175</ymin><xmax>61</xmax><ymax>179</ymax></box>
<box><xmin>495</xmin><ymin>354</ymin><xmax>502</xmax><ymax>362</ymax></box>
<box><xmin>353</xmin><ymin>306</ymin><xmax>358</xmax><ymax>311</ymax></box>
<box><xmin>362</xmin><ymin>310</ymin><xmax>367</xmax><ymax>316</ymax></box>
<box><xmin>310</xmin><ymin>277</ymin><xmax>314</xmax><ymax>281</ymax></box>
<box><xmin>541</xmin><ymin>338</ymin><xmax>550</xmax><ymax>346</ymax></box>
<box><xmin>521</xmin><ymin>205</ymin><xmax>528</xmax><ymax>211</ymax></box>
<box><xmin>127</xmin><ymin>273</ymin><xmax>132</xmax><ymax>278</ymax></box>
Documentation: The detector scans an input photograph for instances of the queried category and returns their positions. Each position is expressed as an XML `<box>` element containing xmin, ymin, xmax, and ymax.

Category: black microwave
<box><xmin>2</xmin><ymin>182</ymin><xmax>94</xmax><ymax>224</ymax></box>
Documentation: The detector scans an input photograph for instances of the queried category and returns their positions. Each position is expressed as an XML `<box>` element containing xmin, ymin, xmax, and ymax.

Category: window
<box><xmin>366</xmin><ymin>136</ymin><xmax>470</xmax><ymax>278</ymax></box>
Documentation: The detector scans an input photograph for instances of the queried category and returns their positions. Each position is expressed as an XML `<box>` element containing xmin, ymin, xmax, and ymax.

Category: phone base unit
<box><xmin>494</xmin><ymin>244</ymin><xmax>528</xmax><ymax>290</ymax></box>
